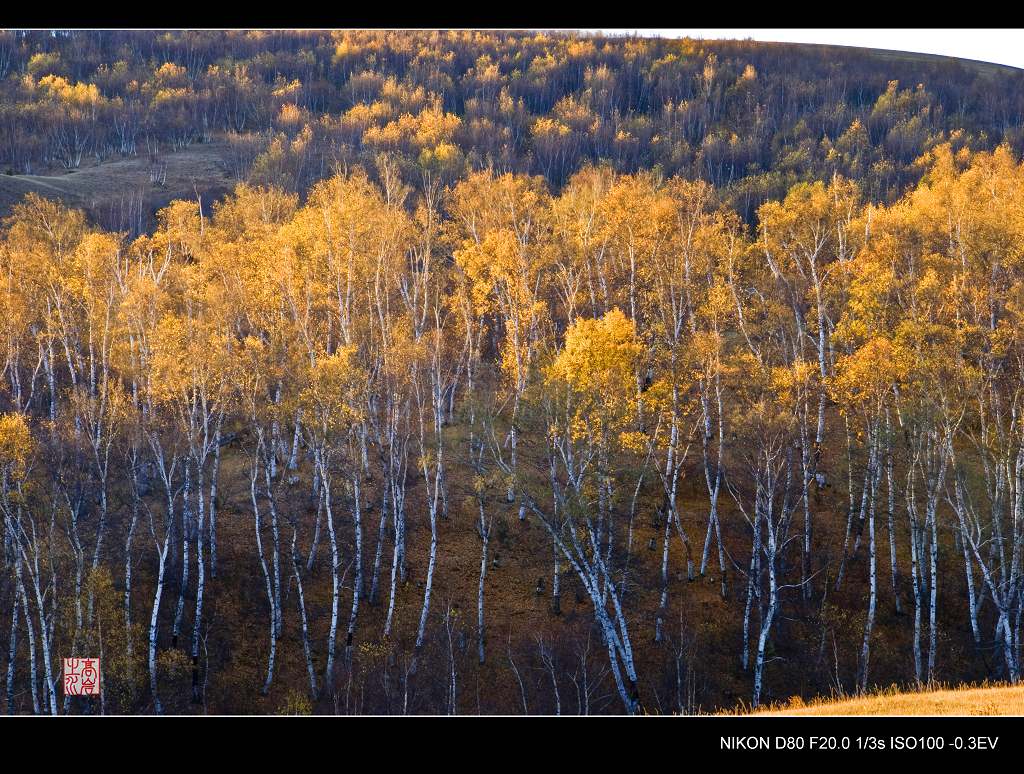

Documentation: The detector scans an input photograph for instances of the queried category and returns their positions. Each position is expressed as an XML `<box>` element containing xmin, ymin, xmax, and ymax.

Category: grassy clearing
<box><xmin>0</xmin><ymin>142</ymin><xmax>232</xmax><ymax>229</ymax></box>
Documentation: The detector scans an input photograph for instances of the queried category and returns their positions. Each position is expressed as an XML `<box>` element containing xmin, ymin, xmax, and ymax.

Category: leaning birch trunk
<box><xmin>413</xmin><ymin>344</ymin><xmax>445</xmax><ymax>664</ymax></box>
<box><xmin>251</xmin><ymin>460</ymin><xmax>277</xmax><ymax>696</ymax></box>
<box><xmin>21</xmin><ymin>532</ymin><xmax>59</xmax><ymax>715</ymax></box>
<box><xmin>752</xmin><ymin>502</ymin><xmax>777</xmax><ymax>709</ymax></box>
<box><xmin>384</xmin><ymin>511</ymin><xmax>401</xmax><ymax>637</ymax></box>
<box><xmin>124</xmin><ymin>478</ymin><xmax>138</xmax><ymax>663</ymax></box>
<box><xmin>742</xmin><ymin>511</ymin><xmax>761</xmax><ymax>672</ymax></box>
<box><xmin>414</xmin><ymin>498</ymin><xmax>438</xmax><ymax>660</ymax></box>
<box><xmin>20</xmin><ymin>580</ymin><xmax>40</xmax><ymax>714</ymax></box>
<box><xmin>927</xmin><ymin>493</ymin><xmax>940</xmax><ymax>683</ymax></box>
<box><xmin>885</xmin><ymin>411</ymin><xmax>901</xmax><ymax>616</ymax></box>
<box><xmin>369</xmin><ymin>477</ymin><xmax>389</xmax><ymax>605</ymax></box>
<box><xmin>799</xmin><ymin>412</ymin><xmax>813</xmax><ymax>602</ymax></box>
<box><xmin>908</xmin><ymin>487</ymin><xmax>924</xmax><ymax>684</ymax></box>
<box><xmin>148</xmin><ymin>528</ymin><xmax>171</xmax><ymax>715</ymax></box>
<box><xmin>5</xmin><ymin>579</ymin><xmax>18</xmax><ymax>714</ymax></box>
<box><xmin>261</xmin><ymin>453</ymin><xmax>283</xmax><ymax>640</ymax></box>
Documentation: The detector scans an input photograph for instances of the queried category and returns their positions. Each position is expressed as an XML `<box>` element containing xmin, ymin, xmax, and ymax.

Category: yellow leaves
<box><xmin>699</xmin><ymin>282</ymin><xmax>733</xmax><ymax>326</ymax></box>
<box><xmin>153</xmin><ymin>62</ymin><xmax>188</xmax><ymax>88</ymax></box>
<box><xmin>36</xmin><ymin>74</ymin><xmax>102</xmax><ymax>108</ymax></box>
<box><xmin>417</xmin><ymin>451</ymin><xmax>435</xmax><ymax>472</ymax></box>
<box><xmin>618</xmin><ymin>430</ymin><xmax>650</xmax><ymax>454</ymax></box>
<box><xmin>448</xmin><ymin>171</ymin><xmax>553</xmax><ymax>393</ymax></box>
<box><xmin>211</xmin><ymin>183</ymin><xmax>298</xmax><ymax>244</ymax></box>
<box><xmin>70</xmin><ymin>231</ymin><xmax>122</xmax><ymax>304</ymax></box>
<box><xmin>26</xmin><ymin>52</ymin><xmax>61</xmax><ymax>78</ymax></box>
<box><xmin>417</xmin><ymin>142</ymin><xmax>464</xmax><ymax>176</ymax></box>
<box><xmin>447</xmin><ymin>170</ymin><xmax>550</xmax><ymax>242</ymax></box>
<box><xmin>363</xmin><ymin>104</ymin><xmax>461</xmax><ymax>152</ymax></box>
<box><xmin>833</xmin><ymin>243</ymin><xmax>898</xmax><ymax>348</ymax></box>
<box><xmin>272</xmin><ymin>78</ymin><xmax>303</xmax><ymax>102</ymax></box>
<box><xmin>67</xmin><ymin>379</ymin><xmax>134</xmax><ymax>440</ymax></box>
<box><xmin>599</xmin><ymin>173</ymin><xmax>671</xmax><ymax>251</ymax></box>
<box><xmin>5</xmin><ymin>193</ymin><xmax>87</xmax><ymax>260</ymax></box>
<box><xmin>546</xmin><ymin>309</ymin><xmax>641</xmax><ymax>441</ymax></box>
<box><xmin>452</xmin><ymin>240</ymin><xmax>497</xmax><ymax>317</ymax></box>
<box><xmin>471</xmin><ymin>474</ymin><xmax>487</xmax><ymax>495</ymax></box>
<box><xmin>301</xmin><ymin>346</ymin><xmax>365</xmax><ymax>432</ymax></box>
<box><xmin>548</xmin><ymin>308</ymin><xmax>640</xmax><ymax>394</ymax></box>
<box><xmin>155</xmin><ymin>199</ymin><xmax>203</xmax><ymax>257</ymax></box>
<box><xmin>298</xmin><ymin>170</ymin><xmax>414</xmax><ymax>287</ymax></box>
<box><xmin>148</xmin><ymin>314</ymin><xmax>188</xmax><ymax>405</ymax></box>
<box><xmin>454</xmin><ymin>228</ymin><xmax>547</xmax><ymax>326</ymax></box>
<box><xmin>829</xmin><ymin>337</ymin><xmax>907</xmax><ymax>411</ymax></box>
<box><xmin>147</xmin><ymin>307</ymin><xmax>235</xmax><ymax>410</ymax></box>
<box><xmin>771</xmin><ymin>359</ymin><xmax>816</xmax><ymax>406</ymax></box>
<box><xmin>759</xmin><ymin>177</ymin><xmax>860</xmax><ymax>245</ymax></box>
<box><xmin>0</xmin><ymin>412</ymin><xmax>32</xmax><ymax>482</ymax></box>
<box><xmin>532</xmin><ymin>116</ymin><xmax>572</xmax><ymax>139</ymax></box>
<box><xmin>909</xmin><ymin>142</ymin><xmax>1024</xmax><ymax>274</ymax></box>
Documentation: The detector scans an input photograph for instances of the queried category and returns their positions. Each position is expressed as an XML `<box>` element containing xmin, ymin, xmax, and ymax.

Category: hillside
<box><xmin>781</xmin><ymin>40</ymin><xmax>1021</xmax><ymax>78</ymax></box>
<box><xmin>2</xmin><ymin>30</ymin><xmax>1024</xmax><ymax>223</ymax></box>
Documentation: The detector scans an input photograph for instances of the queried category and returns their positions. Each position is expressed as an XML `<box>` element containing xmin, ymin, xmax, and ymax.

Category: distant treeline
<box><xmin>1</xmin><ymin>30</ymin><xmax>1023</xmax><ymax>218</ymax></box>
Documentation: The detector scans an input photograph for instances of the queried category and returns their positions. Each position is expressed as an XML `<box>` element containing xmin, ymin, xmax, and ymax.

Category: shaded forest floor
<box><xmin>125</xmin><ymin>409</ymin><xmax>1004</xmax><ymax>715</ymax></box>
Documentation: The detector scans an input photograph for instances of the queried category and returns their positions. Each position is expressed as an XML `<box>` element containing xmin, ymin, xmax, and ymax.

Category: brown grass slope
<box><xmin>0</xmin><ymin>142</ymin><xmax>233</xmax><ymax>233</ymax></box>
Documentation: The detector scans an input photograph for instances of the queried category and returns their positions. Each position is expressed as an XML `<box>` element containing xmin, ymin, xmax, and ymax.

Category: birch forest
<box><xmin>2</xmin><ymin>30</ymin><xmax>1024</xmax><ymax>715</ymax></box>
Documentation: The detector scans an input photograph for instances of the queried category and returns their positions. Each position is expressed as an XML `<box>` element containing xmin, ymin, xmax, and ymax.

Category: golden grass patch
<box><xmin>747</xmin><ymin>683</ymin><xmax>1024</xmax><ymax>716</ymax></box>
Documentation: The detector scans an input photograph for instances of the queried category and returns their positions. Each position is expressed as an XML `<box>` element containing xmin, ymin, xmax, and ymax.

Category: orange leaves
<box><xmin>147</xmin><ymin>313</ymin><xmax>188</xmax><ymax>404</ymax></box>
<box><xmin>451</xmin><ymin>239</ymin><xmax>498</xmax><ymax>318</ymax></box>
<box><xmin>447</xmin><ymin>169</ymin><xmax>551</xmax><ymax>243</ymax></box>
<box><xmin>34</xmin><ymin>73</ymin><xmax>103</xmax><ymax>109</ymax></box>
<box><xmin>757</xmin><ymin>177</ymin><xmax>860</xmax><ymax>262</ymax></box>
<box><xmin>301</xmin><ymin>169</ymin><xmax>413</xmax><ymax>270</ymax></box>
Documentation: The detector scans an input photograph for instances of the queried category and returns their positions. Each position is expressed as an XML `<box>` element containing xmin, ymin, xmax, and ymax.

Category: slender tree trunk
<box><xmin>148</xmin><ymin>532</ymin><xmax>170</xmax><ymax>715</ymax></box>
<box><xmin>322</xmin><ymin>463</ymin><xmax>339</xmax><ymax>692</ymax></box>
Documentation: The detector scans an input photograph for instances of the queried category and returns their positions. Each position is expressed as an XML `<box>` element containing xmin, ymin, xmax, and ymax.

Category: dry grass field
<box><xmin>0</xmin><ymin>142</ymin><xmax>233</xmax><ymax>232</ymax></box>
<box><xmin>745</xmin><ymin>683</ymin><xmax>1024</xmax><ymax>716</ymax></box>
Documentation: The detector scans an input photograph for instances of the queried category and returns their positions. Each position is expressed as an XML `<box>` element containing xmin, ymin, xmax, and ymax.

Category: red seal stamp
<box><xmin>63</xmin><ymin>658</ymin><xmax>100</xmax><ymax>696</ymax></box>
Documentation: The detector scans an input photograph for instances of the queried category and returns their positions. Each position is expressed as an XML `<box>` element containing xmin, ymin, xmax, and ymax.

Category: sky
<box><xmin>589</xmin><ymin>29</ymin><xmax>1024</xmax><ymax>70</ymax></box>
